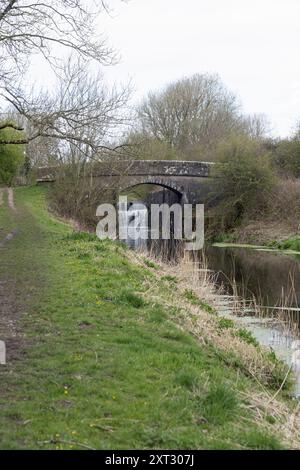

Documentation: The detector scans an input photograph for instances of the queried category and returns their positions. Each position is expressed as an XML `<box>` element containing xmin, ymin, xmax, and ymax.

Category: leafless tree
<box><xmin>293</xmin><ymin>119</ymin><xmax>300</xmax><ymax>141</ymax></box>
<box><xmin>0</xmin><ymin>0</ymin><xmax>129</xmax><ymax>150</ymax></box>
<box><xmin>1</xmin><ymin>59</ymin><xmax>131</xmax><ymax>160</ymax></box>
<box><xmin>138</xmin><ymin>74</ymin><xmax>243</xmax><ymax>156</ymax></box>
<box><xmin>0</xmin><ymin>0</ymin><xmax>116</xmax><ymax>73</ymax></box>
<box><xmin>242</xmin><ymin>113</ymin><xmax>271</xmax><ymax>140</ymax></box>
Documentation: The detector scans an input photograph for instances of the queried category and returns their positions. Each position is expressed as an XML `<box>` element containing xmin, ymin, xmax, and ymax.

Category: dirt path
<box><xmin>0</xmin><ymin>188</ymin><xmax>16</xmax><ymax>211</ymax></box>
<box><xmin>0</xmin><ymin>188</ymin><xmax>18</xmax><ymax>248</ymax></box>
<box><xmin>7</xmin><ymin>188</ymin><xmax>16</xmax><ymax>212</ymax></box>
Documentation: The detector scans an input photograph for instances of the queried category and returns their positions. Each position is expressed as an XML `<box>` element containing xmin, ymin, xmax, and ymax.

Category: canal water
<box><xmin>206</xmin><ymin>245</ymin><xmax>300</xmax><ymax>397</ymax></box>
<box><xmin>207</xmin><ymin>245</ymin><xmax>300</xmax><ymax>312</ymax></box>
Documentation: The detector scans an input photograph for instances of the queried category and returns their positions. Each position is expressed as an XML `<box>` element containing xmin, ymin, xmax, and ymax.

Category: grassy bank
<box><xmin>268</xmin><ymin>237</ymin><xmax>300</xmax><ymax>253</ymax></box>
<box><xmin>212</xmin><ymin>228</ymin><xmax>300</xmax><ymax>255</ymax></box>
<box><xmin>0</xmin><ymin>186</ymin><xmax>299</xmax><ymax>450</ymax></box>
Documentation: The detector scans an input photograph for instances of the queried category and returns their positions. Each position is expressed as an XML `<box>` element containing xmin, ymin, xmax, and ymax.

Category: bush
<box><xmin>49</xmin><ymin>163</ymin><xmax>116</xmax><ymax>228</ymax></box>
<box><xmin>210</xmin><ymin>136</ymin><xmax>276</xmax><ymax>232</ymax></box>
<box><xmin>266</xmin><ymin>178</ymin><xmax>300</xmax><ymax>226</ymax></box>
<box><xmin>0</xmin><ymin>126</ymin><xmax>25</xmax><ymax>185</ymax></box>
<box><xmin>273</xmin><ymin>139</ymin><xmax>300</xmax><ymax>178</ymax></box>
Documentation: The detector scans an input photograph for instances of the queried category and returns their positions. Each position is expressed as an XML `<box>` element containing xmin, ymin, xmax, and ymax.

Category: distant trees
<box><xmin>135</xmin><ymin>74</ymin><xmax>244</xmax><ymax>160</ymax></box>
<box><xmin>132</xmin><ymin>74</ymin><xmax>273</xmax><ymax>162</ymax></box>
<box><xmin>242</xmin><ymin>114</ymin><xmax>271</xmax><ymax>141</ymax></box>
<box><xmin>124</xmin><ymin>133</ymin><xmax>182</xmax><ymax>161</ymax></box>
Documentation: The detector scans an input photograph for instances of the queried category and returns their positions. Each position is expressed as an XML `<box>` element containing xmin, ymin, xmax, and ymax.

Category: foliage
<box><xmin>266</xmin><ymin>178</ymin><xmax>300</xmax><ymax>226</ymax></box>
<box><xmin>273</xmin><ymin>139</ymin><xmax>300</xmax><ymax>178</ymax></box>
<box><xmin>184</xmin><ymin>289</ymin><xmax>217</xmax><ymax>314</ymax></box>
<box><xmin>49</xmin><ymin>163</ymin><xmax>116</xmax><ymax>228</ymax></box>
<box><xmin>218</xmin><ymin>318</ymin><xmax>235</xmax><ymax>330</ymax></box>
<box><xmin>236</xmin><ymin>329</ymin><xmax>259</xmax><ymax>347</ymax></box>
<box><xmin>125</xmin><ymin>133</ymin><xmax>182</xmax><ymax>160</ymax></box>
<box><xmin>210</xmin><ymin>136</ymin><xmax>276</xmax><ymax>233</ymax></box>
<box><xmin>0</xmin><ymin>126</ymin><xmax>25</xmax><ymax>185</ymax></box>
<box><xmin>273</xmin><ymin>237</ymin><xmax>300</xmax><ymax>252</ymax></box>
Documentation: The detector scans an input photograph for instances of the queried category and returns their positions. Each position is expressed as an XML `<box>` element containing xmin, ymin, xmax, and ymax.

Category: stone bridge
<box><xmin>36</xmin><ymin>160</ymin><xmax>214</xmax><ymax>204</ymax></box>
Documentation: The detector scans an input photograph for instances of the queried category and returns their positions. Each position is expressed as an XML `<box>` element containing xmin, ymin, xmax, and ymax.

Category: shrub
<box><xmin>210</xmin><ymin>136</ymin><xmax>276</xmax><ymax>232</ymax></box>
<box><xmin>266</xmin><ymin>178</ymin><xmax>300</xmax><ymax>226</ymax></box>
<box><xmin>49</xmin><ymin>163</ymin><xmax>116</xmax><ymax>228</ymax></box>
<box><xmin>0</xmin><ymin>126</ymin><xmax>25</xmax><ymax>185</ymax></box>
<box><xmin>273</xmin><ymin>139</ymin><xmax>300</xmax><ymax>178</ymax></box>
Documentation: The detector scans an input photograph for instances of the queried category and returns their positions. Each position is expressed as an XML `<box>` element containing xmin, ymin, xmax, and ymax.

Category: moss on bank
<box><xmin>0</xmin><ymin>186</ymin><xmax>298</xmax><ymax>450</ymax></box>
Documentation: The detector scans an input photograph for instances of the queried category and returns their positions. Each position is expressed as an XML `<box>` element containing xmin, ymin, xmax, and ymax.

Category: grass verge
<box><xmin>0</xmin><ymin>186</ymin><xmax>299</xmax><ymax>450</ymax></box>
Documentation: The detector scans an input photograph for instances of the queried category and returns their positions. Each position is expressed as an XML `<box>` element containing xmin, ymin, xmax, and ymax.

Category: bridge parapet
<box><xmin>91</xmin><ymin>160</ymin><xmax>213</xmax><ymax>177</ymax></box>
<box><xmin>36</xmin><ymin>160</ymin><xmax>214</xmax><ymax>182</ymax></box>
<box><xmin>36</xmin><ymin>160</ymin><xmax>215</xmax><ymax>204</ymax></box>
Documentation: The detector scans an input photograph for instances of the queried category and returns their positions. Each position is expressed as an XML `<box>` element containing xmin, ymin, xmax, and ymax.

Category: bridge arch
<box><xmin>118</xmin><ymin>177</ymin><xmax>187</xmax><ymax>202</ymax></box>
<box><xmin>36</xmin><ymin>160</ymin><xmax>214</xmax><ymax>204</ymax></box>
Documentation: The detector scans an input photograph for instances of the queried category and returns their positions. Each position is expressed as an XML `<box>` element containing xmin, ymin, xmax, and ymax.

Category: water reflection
<box><xmin>207</xmin><ymin>246</ymin><xmax>300</xmax><ymax>312</ymax></box>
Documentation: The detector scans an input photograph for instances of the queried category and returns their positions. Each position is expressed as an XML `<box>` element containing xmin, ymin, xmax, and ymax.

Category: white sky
<box><xmin>98</xmin><ymin>0</ymin><xmax>300</xmax><ymax>137</ymax></box>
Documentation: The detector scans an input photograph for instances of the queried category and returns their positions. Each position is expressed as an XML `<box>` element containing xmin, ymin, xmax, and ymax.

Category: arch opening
<box><xmin>118</xmin><ymin>182</ymin><xmax>185</xmax><ymax>260</ymax></box>
<box><xmin>119</xmin><ymin>181</ymin><xmax>183</xmax><ymax>203</ymax></box>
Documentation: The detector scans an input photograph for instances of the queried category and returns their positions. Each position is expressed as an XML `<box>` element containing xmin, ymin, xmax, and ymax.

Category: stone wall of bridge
<box><xmin>36</xmin><ymin>160</ymin><xmax>215</xmax><ymax>204</ymax></box>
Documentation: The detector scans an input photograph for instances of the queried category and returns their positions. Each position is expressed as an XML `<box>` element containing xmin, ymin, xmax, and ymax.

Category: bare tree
<box><xmin>0</xmin><ymin>0</ymin><xmax>116</xmax><ymax>72</ymax></box>
<box><xmin>138</xmin><ymin>74</ymin><xmax>242</xmax><ymax>156</ymax></box>
<box><xmin>242</xmin><ymin>113</ymin><xmax>271</xmax><ymax>140</ymax></box>
<box><xmin>0</xmin><ymin>0</ymin><xmax>129</xmax><ymax>149</ymax></box>
<box><xmin>293</xmin><ymin>119</ymin><xmax>300</xmax><ymax>141</ymax></box>
<box><xmin>1</xmin><ymin>59</ymin><xmax>131</xmax><ymax>159</ymax></box>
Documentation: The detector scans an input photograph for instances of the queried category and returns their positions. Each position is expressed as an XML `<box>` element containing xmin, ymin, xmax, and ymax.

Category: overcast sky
<box><xmin>99</xmin><ymin>0</ymin><xmax>300</xmax><ymax>137</ymax></box>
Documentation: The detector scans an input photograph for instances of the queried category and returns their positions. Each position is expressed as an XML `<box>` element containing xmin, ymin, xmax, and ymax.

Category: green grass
<box><xmin>236</xmin><ymin>328</ymin><xmax>259</xmax><ymax>348</ymax></box>
<box><xmin>143</xmin><ymin>258</ymin><xmax>159</xmax><ymax>270</ymax></box>
<box><xmin>214</xmin><ymin>240</ymin><xmax>300</xmax><ymax>256</ymax></box>
<box><xmin>271</xmin><ymin>237</ymin><xmax>300</xmax><ymax>253</ymax></box>
<box><xmin>161</xmin><ymin>275</ymin><xmax>178</xmax><ymax>284</ymax></box>
<box><xmin>213</xmin><ymin>233</ymin><xmax>236</xmax><ymax>244</ymax></box>
<box><xmin>184</xmin><ymin>289</ymin><xmax>217</xmax><ymax>314</ymax></box>
<box><xmin>217</xmin><ymin>318</ymin><xmax>235</xmax><ymax>330</ymax></box>
<box><xmin>0</xmin><ymin>186</ymin><xmax>291</xmax><ymax>450</ymax></box>
<box><xmin>198</xmin><ymin>383</ymin><xmax>238</xmax><ymax>426</ymax></box>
